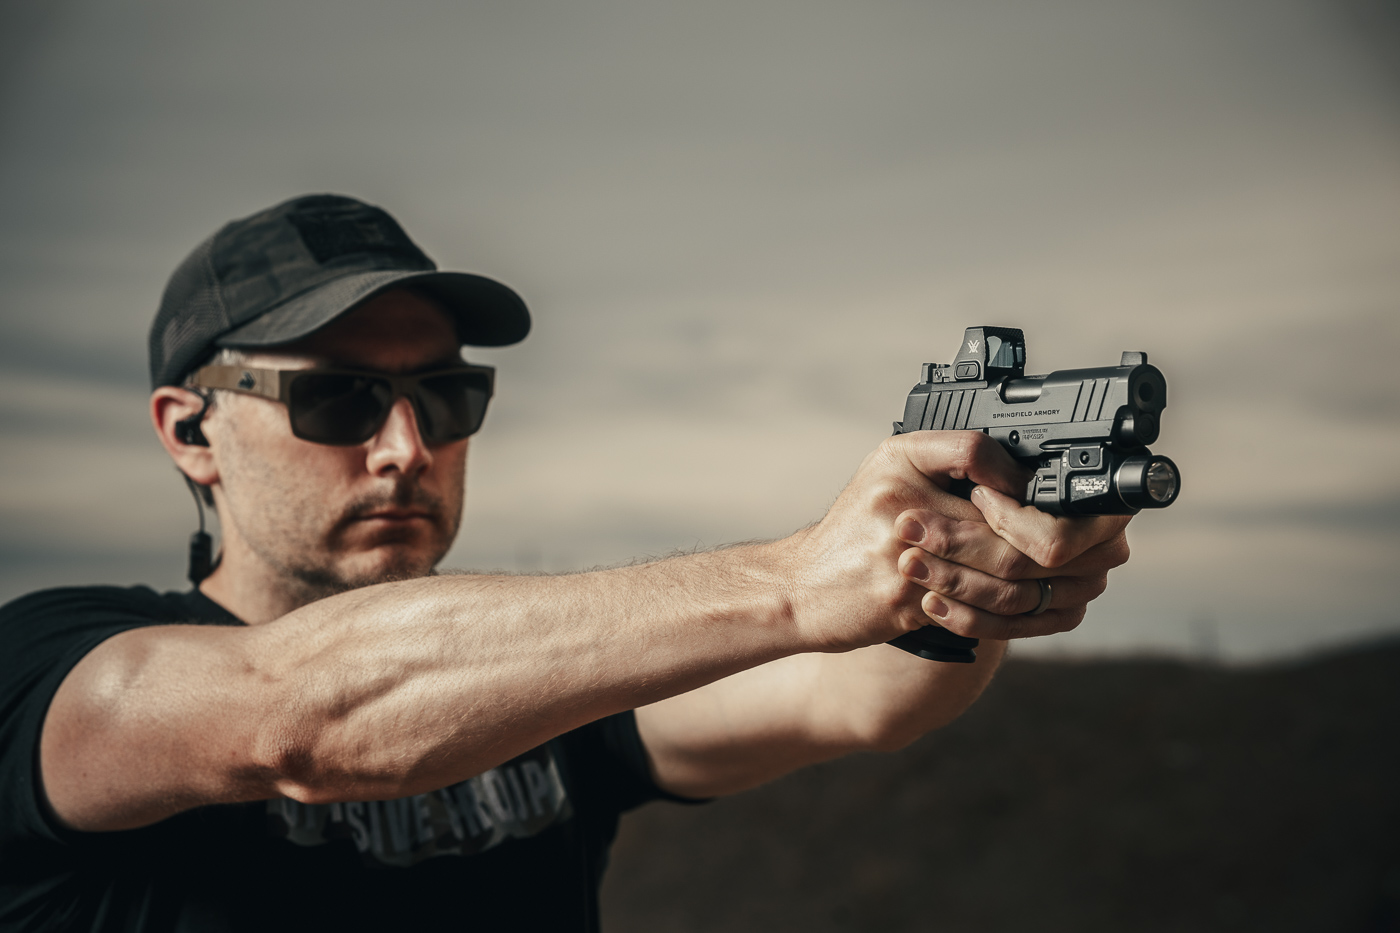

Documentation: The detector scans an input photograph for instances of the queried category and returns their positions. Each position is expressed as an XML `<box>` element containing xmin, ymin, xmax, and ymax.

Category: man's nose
<box><xmin>365</xmin><ymin>397</ymin><xmax>433</xmax><ymax>476</ymax></box>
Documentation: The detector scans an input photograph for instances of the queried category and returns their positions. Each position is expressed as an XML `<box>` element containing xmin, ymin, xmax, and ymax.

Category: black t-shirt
<box><xmin>0</xmin><ymin>586</ymin><xmax>683</xmax><ymax>932</ymax></box>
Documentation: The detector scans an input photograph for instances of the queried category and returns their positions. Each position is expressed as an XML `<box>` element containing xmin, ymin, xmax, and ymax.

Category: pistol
<box><xmin>888</xmin><ymin>325</ymin><xmax>1180</xmax><ymax>664</ymax></box>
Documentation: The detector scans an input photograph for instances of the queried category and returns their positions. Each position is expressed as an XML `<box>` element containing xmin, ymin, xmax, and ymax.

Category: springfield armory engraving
<box><xmin>993</xmin><ymin>408</ymin><xmax>1061</xmax><ymax>419</ymax></box>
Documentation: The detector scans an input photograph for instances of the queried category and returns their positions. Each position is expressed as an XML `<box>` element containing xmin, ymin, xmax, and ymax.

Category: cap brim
<box><xmin>216</xmin><ymin>269</ymin><xmax>530</xmax><ymax>350</ymax></box>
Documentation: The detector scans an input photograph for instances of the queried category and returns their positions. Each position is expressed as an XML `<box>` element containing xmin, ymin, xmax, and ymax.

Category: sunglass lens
<box><xmin>415</xmin><ymin>371</ymin><xmax>493</xmax><ymax>443</ymax></box>
<box><xmin>289</xmin><ymin>373</ymin><xmax>393</xmax><ymax>444</ymax></box>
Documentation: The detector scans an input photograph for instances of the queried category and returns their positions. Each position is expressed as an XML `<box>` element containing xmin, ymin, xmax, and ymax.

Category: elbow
<box><xmin>250</xmin><ymin>717</ymin><xmax>330</xmax><ymax>803</ymax></box>
<box><xmin>249</xmin><ymin>711</ymin><xmax>380</xmax><ymax>805</ymax></box>
<box><xmin>250</xmin><ymin>712</ymin><xmax>425</xmax><ymax>805</ymax></box>
<box><xmin>243</xmin><ymin>663</ymin><xmax>395</xmax><ymax>804</ymax></box>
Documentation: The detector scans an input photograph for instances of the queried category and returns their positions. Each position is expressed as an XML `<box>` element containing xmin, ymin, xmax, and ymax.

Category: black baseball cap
<box><xmin>148</xmin><ymin>194</ymin><xmax>531</xmax><ymax>388</ymax></box>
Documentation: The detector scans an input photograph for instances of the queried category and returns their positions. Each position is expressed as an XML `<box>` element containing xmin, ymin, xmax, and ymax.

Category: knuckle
<box><xmin>902</xmin><ymin>512</ymin><xmax>955</xmax><ymax>558</ymax></box>
<box><xmin>882</xmin><ymin>580</ymin><xmax>914</xmax><ymax>620</ymax></box>
<box><xmin>874</xmin><ymin>435</ymin><xmax>906</xmax><ymax>466</ymax></box>
<box><xmin>1053</xmin><ymin>606</ymin><xmax>1088</xmax><ymax>634</ymax></box>
<box><xmin>920</xmin><ymin>556</ymin><xmax>960</xmax><ymax>592</ymax></box>
<box><xmin>920</xmin><ymin>516</ymin><xmax>956</xmax><ymax>558</ymax></box>
<box><xmin>894</xmin><ymin>507</ymin><xmax>921</xmax><ymax>530</ymax></box>
<box><xmin>1107</xmin><ymin>535</ymin><xmax>1131</xmax><ymax>569</ymax></box>
<box><xmin>965</xmin><ymin>574</ymin><xmax>1027</xmax><ymax>615</ymax></box>
<box><xmin>996</xmin><ymin>580</ymin><xmax>1035</xmax><ymax>615</ymax></box>
<box><xmin>960</xmin><ymin>430</ymin><xmax>996</xmax><ymax>458</ymax></box>
<box><xmin>1035</xmin><ymin>535</ymin><xmax>1073</xmax><ymax>569</ymax></box>
<box><xmin>946</xmin><ymin>432</ymin><xmax>984</xmax><ymax>476</ymax></box>
<box><xmin>993</xmin><ymin>615</ymin><xmax>1028</xmax><ymax>641</ymax></box>
<box><xmin>946</xmin><ymin>605</ymin><xmax>1020</xmax><ymax>640</ymax></box>
<box><xmin>897</xmin><ymin>606</ymin><xmax>931</xmax><ymax>635</ymax></box>
<box><xmin>990</xmin><ymin>545</ymin><xmax>1030</xmax><ymax>580</ymax></box>
<box><xmin>969</xmin><ymin>431</ymin><xmax>1003</xmax><ymax>463</ymax></box>
<box><xmin>981</xmin><ymin>507</ymin><xmax>1007</xmax><ymax>537</ymax></box>
<box><xmin>867</xmin><ymin>478</ymin><xmax>912</xmax><ymax>514</ymax></box>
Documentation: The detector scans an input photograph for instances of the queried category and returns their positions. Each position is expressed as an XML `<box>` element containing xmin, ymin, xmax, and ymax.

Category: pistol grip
<box><xmin>888</xmin><ymin>625</ymin><xmax>979</xmax><ymax>663</ymax></box>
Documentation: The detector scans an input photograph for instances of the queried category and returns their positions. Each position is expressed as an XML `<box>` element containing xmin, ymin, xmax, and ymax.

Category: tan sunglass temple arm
<box><xmin>187</xmin><ymin>365</ymin><xmax>287</xmax><ymax>402</ymax></box>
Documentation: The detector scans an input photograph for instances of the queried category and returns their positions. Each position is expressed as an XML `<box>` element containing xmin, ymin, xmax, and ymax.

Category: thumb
<box><xmin>893</xmin><ymin>431</ymin><xmax>1031</xmax><ymax>499</ymax></box>
<box><xmin>968</xmin><ymin>484</ymin><xmax>1062</xmax><ymax>566</ymax></box>
<box><xmin>970</xmin><ymin>484</ymin><xmax>1131</xmax><ymax>570</ymax></box>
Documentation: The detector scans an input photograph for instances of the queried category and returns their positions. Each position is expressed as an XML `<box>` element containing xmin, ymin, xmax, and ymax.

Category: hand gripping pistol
<box><xmin>888</xmin><ymin>326</ymin><xmax>1180</xmax><ymax>663</ymax></box>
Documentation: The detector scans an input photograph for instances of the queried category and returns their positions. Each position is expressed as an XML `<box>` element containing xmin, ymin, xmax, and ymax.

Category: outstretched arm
<box><xmin>42</xmin><ymin>431</ymin><xmax>1065</xmax><ymax>833</ymax></box>
<box><xmin>38</xmin><ymin>431</ymin><xmax>1120</xmax><ymax>829</ymax></box>
<box><xmin>42</xmin><ymin>548</ymin><xmax>798</xmax><ymax>832</ymax></box>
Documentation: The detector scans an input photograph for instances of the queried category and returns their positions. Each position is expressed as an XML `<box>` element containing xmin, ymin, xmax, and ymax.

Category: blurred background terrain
<box><xmin>604</xmin><ymin>643</ymin><xmax>1400</xmax><ymax>932</ymax></box>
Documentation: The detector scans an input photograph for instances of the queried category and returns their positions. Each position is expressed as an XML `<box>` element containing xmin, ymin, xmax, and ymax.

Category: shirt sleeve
<box><xmin>0</xmin><ymin>586</ymin><xmax>173</xmax><ymax>858</ymax></box>
<box><xmin>567</xmin><ymin>711</ymin><xmax>710</xmax><ymax>815</ymax></box>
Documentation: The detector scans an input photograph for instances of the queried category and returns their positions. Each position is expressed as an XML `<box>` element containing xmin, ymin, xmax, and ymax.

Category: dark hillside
<box><xmin>602</xmin><ymin>644</ymin><xmax>1400</xmax><ymax>932</ymax></box>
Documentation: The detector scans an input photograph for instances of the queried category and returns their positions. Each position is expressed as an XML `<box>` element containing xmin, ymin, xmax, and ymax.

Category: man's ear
<box><xmin>151</xmin><ymin>387</ymin><xmax>220</xmax><ymax>487</ymax></box>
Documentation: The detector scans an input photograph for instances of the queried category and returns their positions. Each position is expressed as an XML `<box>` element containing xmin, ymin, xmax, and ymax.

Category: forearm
<box><xmin>813</xmin><ymin>637</ymin><xmax>1007</xmax><ymax>749</ymax></box>
<box><xmin>250</xmin><ymin>545</ymin><xmax>801</xmax><ymax>802</ymax></box>
<box><xmin>47</xmin><ymin>542</ymin><xmax>808</xmax><ymax>830</ymax></box>
<box><xmin>637</xmin><ymin>638</ymin><xmax>1006</xmax><ymax>798</ymax></box>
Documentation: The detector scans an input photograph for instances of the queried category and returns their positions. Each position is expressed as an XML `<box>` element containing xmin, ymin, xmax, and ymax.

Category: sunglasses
<box><xmin>188</xmin><ymin>362</ymin><xmax>495</xmax><ymax>446</ymax></box>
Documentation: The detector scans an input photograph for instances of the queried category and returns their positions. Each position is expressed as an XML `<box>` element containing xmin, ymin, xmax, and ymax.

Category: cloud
<box><xmin>1</xmin><ymin>0</ymin><xmax>1398</xmax><ymax>657</ymax></box>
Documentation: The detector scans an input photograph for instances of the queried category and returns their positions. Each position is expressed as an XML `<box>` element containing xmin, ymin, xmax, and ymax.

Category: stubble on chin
<box><xmin>319</xmin><ymin>481</ymin><xmax>459</xmax><ymax>591</ymax></box>
<box><xmin>284</xmin><ymin>481</ymin><xmax>462</xmax><ymax>599</ymax></box>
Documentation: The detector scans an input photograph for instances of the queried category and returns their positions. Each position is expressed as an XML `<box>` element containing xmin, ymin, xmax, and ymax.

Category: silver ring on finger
<box><xmin>1026</xmin><ymin>579</ymin><xmax>1053</xmax><ymax>616</ymax></box>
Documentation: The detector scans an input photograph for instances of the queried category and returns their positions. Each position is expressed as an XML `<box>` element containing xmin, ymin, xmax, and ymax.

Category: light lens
<box><xmin>1145</xmin><ymin>460</ymin><xmax>1178</xmax><ymax>503</ymax></box>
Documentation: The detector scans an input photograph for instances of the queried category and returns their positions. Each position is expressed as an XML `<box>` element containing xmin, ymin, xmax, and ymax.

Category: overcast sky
<box><xmin>1</xmin><ymin>0</ymin><xmax>1397</xmax><ymax>661</ymax></box>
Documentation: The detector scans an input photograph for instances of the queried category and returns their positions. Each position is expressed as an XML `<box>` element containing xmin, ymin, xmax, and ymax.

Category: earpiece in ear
<box><xmin>175</xmin><ymin>391</ymin><xmax>213</xmax><ymax>447</ymax></box>
<box><xmin>175</xmin><ymin>415</ymin><xmax>209</xmax><ymax>447</ymax></box>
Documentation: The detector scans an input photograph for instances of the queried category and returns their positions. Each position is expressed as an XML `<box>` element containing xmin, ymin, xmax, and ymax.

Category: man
<box><xmin>0</xmin><ymin>195</ymin><xmax>1129</xmax><ymax>931</ymax></box>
